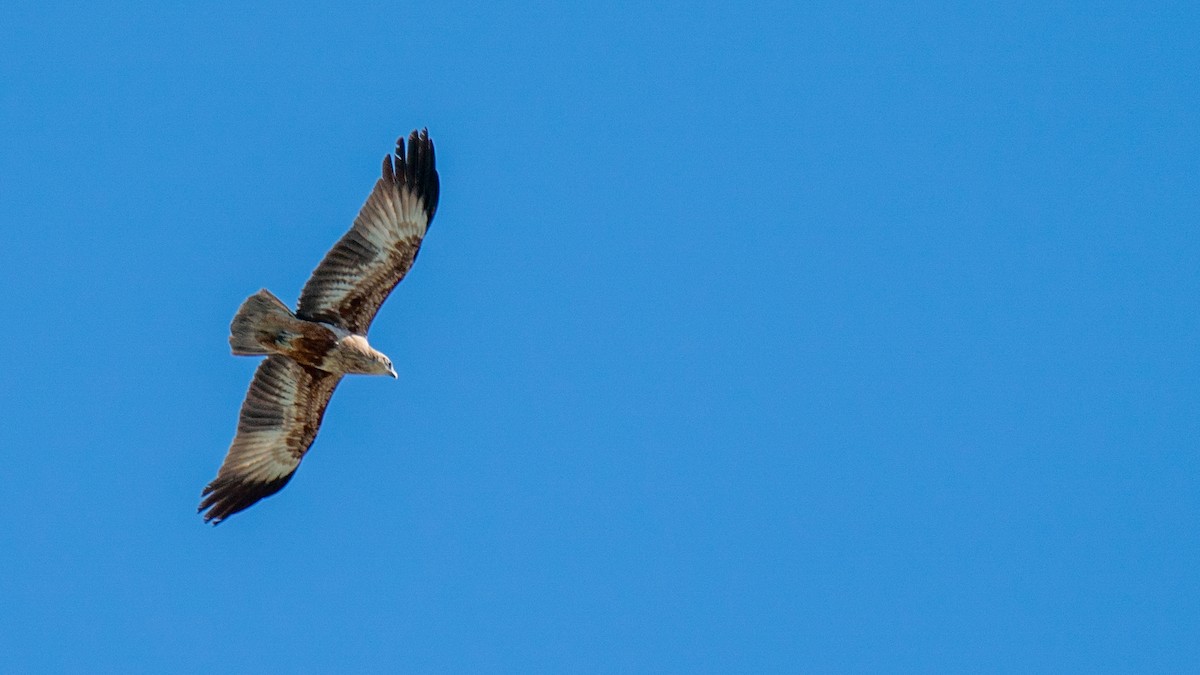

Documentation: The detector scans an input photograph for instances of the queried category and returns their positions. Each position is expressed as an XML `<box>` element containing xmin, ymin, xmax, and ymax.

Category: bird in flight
<box><xmin>199</xmin><ymin>129</ymin><xmax>440</xmax><ymax>524</ymax></box>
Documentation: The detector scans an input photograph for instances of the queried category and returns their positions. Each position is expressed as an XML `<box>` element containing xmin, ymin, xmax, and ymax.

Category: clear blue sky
<box><xmin>1</xmin><ymin>1</ymin><xmax>1197</xmax><ymax>671</ymax></box>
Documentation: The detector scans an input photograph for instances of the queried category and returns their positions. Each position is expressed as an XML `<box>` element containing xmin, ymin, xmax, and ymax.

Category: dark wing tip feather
<box><xmin>198</xmin><ymin>472</ymin><xmax>296</xmax><ymax>525</ymax></box>
<box><xmin>385</xmin><ymin>128</ymin><xmax>440</xmax><ymax>226</ymax></box>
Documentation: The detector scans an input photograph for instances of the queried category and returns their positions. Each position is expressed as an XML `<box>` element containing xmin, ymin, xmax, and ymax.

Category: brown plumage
<box><xmin>199</xmin><ymin>129</ymin><xmax>440</xmax><ymax>525</ymax></box>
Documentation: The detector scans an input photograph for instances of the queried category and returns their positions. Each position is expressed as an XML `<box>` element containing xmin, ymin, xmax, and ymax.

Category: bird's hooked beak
<box><xmin>388</xmin><ymin>365</ymin><xmax>398</xmax><ymax>379</ymax></box>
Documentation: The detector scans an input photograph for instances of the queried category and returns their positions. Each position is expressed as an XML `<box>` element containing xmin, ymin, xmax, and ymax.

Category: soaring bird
<box><xmin>199</xmin><ymin>129</ymin><xmax>440</xmax><ymax>524</ymax></box>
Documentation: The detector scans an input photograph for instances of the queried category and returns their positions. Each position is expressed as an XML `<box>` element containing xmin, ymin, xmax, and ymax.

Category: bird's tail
<box><xmin>229</xmin><ymin>289</ymin><xmax>297</xmax><ymax>356</ymax></box>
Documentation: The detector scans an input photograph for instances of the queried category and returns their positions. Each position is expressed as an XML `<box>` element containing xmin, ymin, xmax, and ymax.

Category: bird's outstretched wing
<box><xmin>199</xmin><ymin>356</ymin><xmax>341</xmax><ymax>524</ymax></box>
<box><xmin>296</xmin><ymin>129</ymin><xmax>440</xmax><ymax>335</ymax></box>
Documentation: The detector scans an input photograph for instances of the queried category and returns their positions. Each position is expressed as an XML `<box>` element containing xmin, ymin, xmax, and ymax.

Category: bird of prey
<box><xmin>198</xmin><ymin>129</ymin><xmax>440</xmax><ymax>524</ymax></box>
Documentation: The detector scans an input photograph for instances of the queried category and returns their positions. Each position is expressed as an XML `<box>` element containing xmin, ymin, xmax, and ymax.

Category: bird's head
<box><xmin>340</xmin><ymin>335</ymin><xmax>398</xmax><ymax>378</ymax></box>
<box><xmin>373</xmin><ymin>351</ymin><xmax>398</xmax><ymax>379</ymax></box>
<box><xmin>362</xmin><ymin>345</ymin><xmax>397</xmax><ymax>378</ymax></box>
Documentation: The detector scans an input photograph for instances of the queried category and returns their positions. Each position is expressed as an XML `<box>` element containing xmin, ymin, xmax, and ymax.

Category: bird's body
<box><xmin>199</xmin><ymin>129</ymin><xmax>440</xmax><ymax>524</ymax></box>
<box><xmin>228</xmin><ymin>289</ymin><xmax>396</xmax><ymax>377</ymax></box>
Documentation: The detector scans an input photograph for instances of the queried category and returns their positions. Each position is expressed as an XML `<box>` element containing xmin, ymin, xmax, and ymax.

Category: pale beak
<box><xmin>388</xmin><ymin>366</ymin><xmax>398</xmax><ymax>379</ymax></box>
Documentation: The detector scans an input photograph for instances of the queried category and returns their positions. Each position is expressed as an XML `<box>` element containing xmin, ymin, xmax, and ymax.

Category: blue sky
<box><xmin>1</xmin><ymin>0</ymin><xmax>1197</xmax><ymax>671</ymax></box>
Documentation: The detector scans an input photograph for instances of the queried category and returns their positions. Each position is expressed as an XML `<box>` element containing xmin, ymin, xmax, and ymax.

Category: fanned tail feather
<box><xmin>229</xmin><ymin>289</ymin><xmax>296</xmax><ymax>355</ymax></box>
